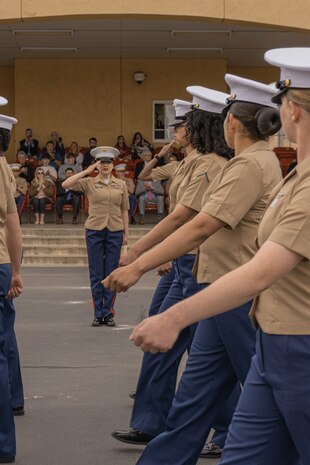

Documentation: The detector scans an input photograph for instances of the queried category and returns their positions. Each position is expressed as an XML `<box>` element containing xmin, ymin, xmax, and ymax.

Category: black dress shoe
<box><xmin>129</xmin><ymin>391</ymin><xmax>136</xmax><ymax>400</ymax></box>
<box><xmin>103</xmin><ymin>315</ymin><xmax>116</xmax><ymax>327</ymax></box>
<box><xmin>111</xmin><ymin>429</ymin><xmax>154</xmax><ymax>445</ymax></box>
<box><xmin>0</xmin><ymin>457</ymin><xmax>15</xmax><ymax>464</ymax></box>
<box><xmin>200</xmin><ymin>441</ymin><xmax>222</xmax><ymax>458</ymax></box>
<box><xmin>12</xmin><ymin>406</ymin><xmax>25</xmax><ymax>416</ymax></box>
<box><xmin>91</xmin><ymin>317</ymin><xmax>103</xmax><ymax>327</ymax></box>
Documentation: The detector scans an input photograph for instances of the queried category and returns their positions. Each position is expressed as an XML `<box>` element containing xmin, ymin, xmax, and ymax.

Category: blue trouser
<box><xmin>136</xmin><ymin>298</ymin><xmax>255</xmax><ymax>465</ymax></box>
<box><xmin>15</xmin><ymin>196</ymin><xmax>24</xmax><ymax>216</ymax></box>
<box><xmin>148</xmin><ymin>267</ymin><xmax>175</xmax><ymax>317</ymax></box>
<box><xmin>0</xmin><ymin>264</ymin><xmax>16</xmax><ymax>458</ymax></box>
<box><xmin>86</xmin><ymin>228</ymin><xmax>124</xmax><ymax>318</ymax></box>
<box><xmin>130</xmin><ymin>254</ymin><xmax>202</xmax><ymax>436</ymax></box>
<box><xmin>4</xmin><ymin>299</ymin><xmax>24</xmax><ymax>409</ymax></box>
<box><xmin>129</xmin><ymin>194</ymin><xmax>136</xmax><ymax>218</ymax></box>
<box><xmin>219</xmin><ymin>329</ymin><xmax>307</xmax><ymax>465</ymax></box>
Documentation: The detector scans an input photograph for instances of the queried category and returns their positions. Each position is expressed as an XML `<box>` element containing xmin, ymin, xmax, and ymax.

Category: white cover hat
<box><xmin>114</xmin><ymin>163</ymin><xmax>127</xmax><ymax>171</ymax></box>
<box><xmin>0</xmin><ymin>96</ymin><xmax>8</xmax><ymax>106</ymax></box>
<box><xmin>264</xmin><ymin>48</ymin><xmax>310</xmax><ymax>103</ymax></box>
<box><xmin>223</xmin><ymin>74</ymin><xmax>277</xmax><ymax>113</ymax></box>
<box><xmin>186</xmin><ymin>86</ymin><xmax>229</xmax><ymax>114</ymax></box>
<box><xmin>169</xmin><ymin>99</ymin><xmax>192</xmax><ymax>127</ymax></box>
<box><xmin>10</xmin><ymin>163</ymin><xmax>21</xmax><ymax>171</ymax></box>
<box><xmin>90</xmin><ymin>146</ymin><xmax>120</xmax><ymax>161</ymax></box>
<box><xmin>0</xmin><ymin>114</ymin><xmax>17</xmax><ymax>130</ymax></box>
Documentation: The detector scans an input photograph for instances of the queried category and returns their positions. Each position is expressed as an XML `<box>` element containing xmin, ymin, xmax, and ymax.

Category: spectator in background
<box><xmin>130</xmin><ymin>133</ymin><xmax>153</xmax><ymax>160</ymax></box>
<box><xmin>58</xmin><ymin>153</ymin><xmax>82</xmax><ymax>181</ymax></box>
<box><xmin>83</xmin><ymin>137</ymin><xmax>97</xmax><ymax>169</ymax></box>
<box><xmin>135</xmin><ymin>177</ymin><xmax>164</xmax><ymax>224</ymax></box>
<box><xmin>50</xmin><ymin>131</ymin><xmax>65</xmax><ymax>161</ymax></box>
<box><xmin>39</xmin><ymin>140</ymin><xmax>62</xmax><ymax>169</ymax></box>
<box><xmin>28</xmin><ymin>167</ymin><xmax>53</xmax><ymax>225</ymax></box>
<box><xmin>65</xmin><ymin>141</ymin><xmax>84</xmax><ymax>167</ymax></box>
<box><xmin>40</xmin><ymin>154</ymin><xmax>58</xmax><ymax>183</ymax></box>
<box><xmin>16</xmin><ymin>151</ymin><xmax>35</xmax><ymax>183</ymax></box>
<box><xmin>19</xmin><ymin>128</ymin><xmax>39</xmax><ymax>158</ymax></box>
<box><xmin>114</xmin><ymin>164</ymin><xmax>137</xmax><ymax>224</ymax></box>
<box><xmin>115</xmin><ymin>135</ymin><xmax>130</xmax><ymax>158</ymax></box>
<box><xmin>10</xmin><ymin>164</ymin><xmax>28</xmax><ymax>217</ymax></box>
<box><xmin>115</xmin><ymin>135</ymin><xmax>134</xmax><ymax>174</ymax></box>
<box><xmin>134</xmin><ymin>149</ymin><xmax>153</xmax><ymax>179</ymax></box>
<box><xmin>55</xmin><ymin>167</ymin><xmax>81</xmax><ymax>225</ymax></box>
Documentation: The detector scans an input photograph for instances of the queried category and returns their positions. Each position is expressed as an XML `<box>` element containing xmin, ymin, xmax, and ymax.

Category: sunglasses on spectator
<box><xmin>37</xmin><ymin>171</ymin><xmax>44</xmax><ymax>174</ymax></box>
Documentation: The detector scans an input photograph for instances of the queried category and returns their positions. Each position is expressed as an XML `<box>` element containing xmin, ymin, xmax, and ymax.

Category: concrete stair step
<box><xmin>20</xmin><ymin>224</ymin><xmax>153</xmax><ymax>265</ymax></box>
<box><xmin>22</xmin><ymin>255</ymin><xmax>89</xmax><ymax>266</ymax></box>
<box><xmin>21</xmin><ymin>226</ymin><xmax>152</xmax><ymax>238</ymax></box>
<box><xmin>23</xmin><ymin>245</ymin><xmax>88</xmax><ymax>256</ymax></box>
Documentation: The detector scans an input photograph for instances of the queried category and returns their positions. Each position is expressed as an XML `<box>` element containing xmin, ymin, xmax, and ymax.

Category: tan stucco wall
<box><xmin>11</xmin><ymin>57</ymin><xmax>226</xmax><ymax>161</ymax></box>
<box><xmin>1</xmin><ymin>0</ymin><xmax>309</xmax><ymax>32</ymax></box>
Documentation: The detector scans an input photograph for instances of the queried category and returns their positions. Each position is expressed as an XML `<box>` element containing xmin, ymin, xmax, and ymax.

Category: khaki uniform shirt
<box><xmin>195</xmin><ymin>141</ymin><xmax>283</xmax><ymax>283</ymax></box>
<box><xmin>153</xmin><ymin>150</ymin><xmax>228</xmax><ymax>255</ymax></box>
<box><xmin>0</xmin><ymin>157</ymin><xmax>17</xmax><ymax>264</ymax></box>
<box><xmin>151</xmin><ymin>160</ymin><xmax>180</xmax><ymax>213</ymax></box>
<box><xmin>73</xmin><ymin>175</ymin><xmax>129</xmax><ymax>231</ymax></box>
<box><xmin>250</xmin><ymin>157</ymin><xmax>310</xmax><ymax>335</ymax></box>
<box><xmin>14</xmin><ymin>176</ymin><xmax>28</xmax><ymax>197</ymax></box>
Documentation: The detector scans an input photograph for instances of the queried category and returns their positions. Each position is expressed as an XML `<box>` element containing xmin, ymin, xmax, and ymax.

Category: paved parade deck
<box><xmin>15</xmin><ymin>267</ymin><xmax>217</xmax><ymax>465</ymax></box>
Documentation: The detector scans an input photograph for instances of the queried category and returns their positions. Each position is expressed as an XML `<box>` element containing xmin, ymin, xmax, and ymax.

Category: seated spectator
<box><xmin>65</xmin><ymin>141</ymin><xmax>84</xmax><ymax>167</ymax></box>
<box><xmin>134</xmin><ymin>149</ymin><xmax>153</xmax><ymax>179</ymax></box>
<box><xmin>19</xmin><ymin>128</ymin><xmax>39</xmax><ymax>157</ymax></box>
<box><xmin>115</xmin><ymin>135</ymin><xmax>134</xmax><ymax>172</ymax></box>
<box><xmin>28</xmin><ymin>167</ymin><xmax>53</xmax><ymax>224</ymax></box>
<box><xmin>39</xmin><ymin>140</ymin><xmax>62</xmax><ymax>169</ymax></box>
<box><xmin>115</xmin><ymin>135</ymin><xmax>130</xmax><ymax>158</ymax></box>
<box><xmin>17</xmin><ymin>150</ymin><xmax>35</xmax><ymax>183</ymax></box>
<box><xmin>58</xmin><ymin>153</ymin><xmax>82</xmax><ymax>181</ymax></box>
<box><xmin>135</xmin><ymin>178</ymin><xmax>164</xmax><ymax>225</ymax></box>
<box><xmin>50</xmin><ymin>130</ymin><xmax>65</xmax><ymax>161</ymax></box>
<box><xmin>40</xmin><ymin>154</ymin><xmax>58</xmax><ymax>183</ymax></box>
<box><xmin>83</xmin><ymin>137</ymin><xmax>97</xmax><ymax>169</ymax></box>
<box><xmin>55</xmin><ymin>167</ymin><xmax>81</xmax><ymax>225</ymax></box>
<box><xmin>114</xmin><ymin>164</ymin><xmax>137</xmax><ymax>225</ymax></box>
<box><xmin>130</xmin><ymin>132</ymin><xmax>153</xmax><ymax>161</ymax></box>
<box><xmin>10</xmin><ymin>163</ymin><xmax>28</xmax><ymax>217</ymax></box>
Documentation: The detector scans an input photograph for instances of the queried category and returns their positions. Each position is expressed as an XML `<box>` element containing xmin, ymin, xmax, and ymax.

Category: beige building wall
<box><xmin>11</xmin><ymin>57</ymin><xmax>226</xmax><ymax>161</ymax></box>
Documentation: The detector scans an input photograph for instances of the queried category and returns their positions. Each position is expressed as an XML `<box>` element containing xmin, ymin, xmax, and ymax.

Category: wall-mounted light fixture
<box><xmin>133</xmin><ymin>71</ymin><xmax>146</xmax><ymax>84</ymax></box>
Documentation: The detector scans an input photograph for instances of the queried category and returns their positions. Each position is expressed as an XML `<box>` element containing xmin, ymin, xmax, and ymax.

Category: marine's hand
<box><xmin>157</xmin><ymin>141</ymin><xmax>174</xmax><ymax>159</ymax></box>
<box><xmin>156</xmin><ymin>262</ymin><xmax>173</xmax><ymax>276</ymax></box>
<box><xmin>119</xmin><ymin>248</ymin><xmax>139</xmax><ymax>266</ymax></box>
<box><xmin>129</xmin><ymin>313</ymin><xmax>180</xmax><ymax>353</ymax></box>
<box><xmin>85</xmin><ymin>161</ymin><xmax>100</xmax><ymax>174</ymax></box>
<box><xmin>102</xmin><ymin>263</ymin><xmax>142</xmax><ymax>292</ymax></box>
<box><xmin>7</xmin><ymin>274</ymin><xmax>23</xmax><ymax>299</ymax></box>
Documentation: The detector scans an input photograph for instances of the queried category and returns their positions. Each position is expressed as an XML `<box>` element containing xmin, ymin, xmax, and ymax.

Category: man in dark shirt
<box><xmin>83</xmin><ymin>137</ymin><xmax>97</xmax><ymax>169</ymax></box>
<box><xmin>19</xmin><ymin>128</ymin><xmax>39</xmax><ymax>157</ymax></box>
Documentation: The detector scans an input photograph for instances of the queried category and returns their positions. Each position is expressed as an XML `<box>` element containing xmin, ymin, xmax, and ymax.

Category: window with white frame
<box><xmin>152</xmin><ymin>100</ymin><xmax>175</xmax><ymax>143</ymax></box>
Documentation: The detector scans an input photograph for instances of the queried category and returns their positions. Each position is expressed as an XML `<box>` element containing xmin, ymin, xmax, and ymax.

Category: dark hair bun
<box><xmin>255</xmin><ymin>107</ymin><xmax>282</xmax><ymax>137</ymax></box>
